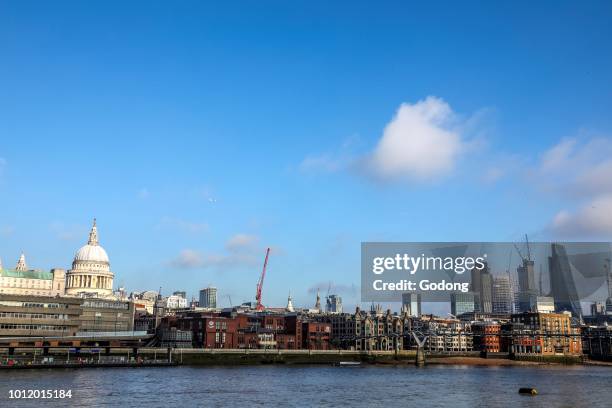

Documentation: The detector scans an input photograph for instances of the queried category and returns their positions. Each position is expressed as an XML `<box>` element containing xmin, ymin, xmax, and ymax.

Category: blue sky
<box><xmin>1</xmin><ymin>1</ymin><xmax>612</xmax><ymax>312</ymax></box>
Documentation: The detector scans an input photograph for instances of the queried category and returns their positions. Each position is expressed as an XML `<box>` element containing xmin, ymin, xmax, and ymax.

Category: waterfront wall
<box><xmin>149</xmin><ymin>349</ymin><xmax>420</xmax><ymax>365</ymax></box>
<box><xmin>1</xmin><ymin>347</ymin><xmax>587</xmax><ymax>366</ymax></box>
<box><xmin>512</xmin><ymin>354</ymin><xmax>582</xmax><ymax>364</ymax></box>
<box><xmin>2</xmin><ymin>348</ymin><xmax>420</xmax><ymax>365</ymax></box>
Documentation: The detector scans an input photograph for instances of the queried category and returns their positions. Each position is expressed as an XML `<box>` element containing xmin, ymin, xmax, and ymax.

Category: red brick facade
<box><xmin>162</xmin><ymin>312</ymin><xmax>331</xmax><ymax>350</ymax></box>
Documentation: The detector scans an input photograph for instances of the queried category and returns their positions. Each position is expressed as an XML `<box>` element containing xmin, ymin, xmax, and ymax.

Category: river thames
<box><xmin>0</xmin><ymin>365</ymin><xmax>611</xmax><ymax>407</ymax></box>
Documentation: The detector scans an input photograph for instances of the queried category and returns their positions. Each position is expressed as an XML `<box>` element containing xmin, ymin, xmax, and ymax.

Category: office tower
<box><xmin>480</xmin><ymin>269</ymin><xmax>493</xmax><ymax>313</ymax></box>
<box><xmin>326</xmin><ymin>294</ymin><xmax>342</xmax><ymax>313</ymax></box>
<box><xmin>401</xmin><ymin>293</ymin><xmax>422</xmax><ymax>317</ymax></box>
<box><xmin>492</xmin><ymin>275</ymin><xmax>513</xmax><ymax>314</ymax></box>
<box><xmin>548</xmin><ymin>244</ymin><xmax>581</xmax><ymax>318</ymax></box>
<box><xmin>451</xmin><ymin>292</ymin><xmax>475</xmax><ymax>316</ymax></box>
<box><xmin>517</xmin><ymin>259</ymin><xmax>536</xmax><ymax>293</ymax></box>
<box><xmin>516</xmin><ymin>258</ymin><xmax>538</xmax><ymax>313</ymax></box>
<box><xmin>199</xmin><ymin>286</ymin><xmax>217</xmax><ymax>308</ymax></box>
<box><xmin>470</xmin><ymin>267</ymin><xmax>482</xmax><ymax>312</ymax></box>
<box><xmin>471</xmin><ymin>262</ymin><xmax>492</xmax><ymax>313</ymax></box>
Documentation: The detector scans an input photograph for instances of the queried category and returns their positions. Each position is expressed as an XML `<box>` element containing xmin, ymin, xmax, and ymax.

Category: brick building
<box><xmin>472</xmin><ymin>322</ymin><xmax>501</xmax><ymax>353</ymax></box>
<box><xmin>161</xmin><ymin>311</ymin><xmax>331</xmax><ymax>350</ymax></box>
<box><xmin>507</xmin><ymin>312</ymin><xmax>581</xmax><ymax>355</ymax></box>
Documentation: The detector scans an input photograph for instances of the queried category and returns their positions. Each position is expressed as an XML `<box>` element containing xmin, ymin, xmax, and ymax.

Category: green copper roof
<box><xmin>0</xmin><ymin>269</ymin><xmax>53</xmax><ymax>280</ymax></box>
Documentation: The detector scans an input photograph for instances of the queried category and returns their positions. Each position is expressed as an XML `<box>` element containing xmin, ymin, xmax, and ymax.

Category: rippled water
<box><xmin>0</xmin><ymin>365</ymin><xmax>611</xmax><ymax>407</ymax></box>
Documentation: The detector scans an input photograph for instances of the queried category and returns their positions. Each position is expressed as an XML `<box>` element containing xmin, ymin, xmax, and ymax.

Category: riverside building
<box><xmin>0</xmin><ymin>294</ymin><xmax>82</xmax><ymax>337</ymax></box>
<box><xmin>0</xmin><ymin>254</ymin><xmax>66</xmax><ymax>297</ymax></box>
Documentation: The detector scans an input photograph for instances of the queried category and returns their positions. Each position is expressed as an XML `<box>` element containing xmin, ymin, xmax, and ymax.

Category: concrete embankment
<box><xmin>1</xmin><ymin>348</ymin><xmax>418</xmax><ymax>366</ymax></box>
<box><xmin>0</xmin><ymin>348</ymin><xmax>595</xmax><ymax>367</ymax></box>
<box><xmin>146</xmin><ymin>349</ymin><xmax>419</xmax><ymax>365</ymax></box>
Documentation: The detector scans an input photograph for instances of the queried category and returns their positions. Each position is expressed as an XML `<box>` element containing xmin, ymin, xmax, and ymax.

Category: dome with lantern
<box><xmin>65</xmin><ymin>219</ymin><xmax>114</xmax><ymax>297</ymax></box>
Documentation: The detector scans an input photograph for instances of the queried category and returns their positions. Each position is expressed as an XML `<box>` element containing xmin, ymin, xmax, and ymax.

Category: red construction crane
<box><xmin>255</xmin><ymin>248</ymin><xmax>270</xmax><ymax>311</ymax></box>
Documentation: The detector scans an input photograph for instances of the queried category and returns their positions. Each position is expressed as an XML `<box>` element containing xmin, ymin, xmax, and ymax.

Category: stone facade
<box><xmin>0</xmin><ymin>254</ymin><xmax>65</xmax><ymax>297</ymax></box>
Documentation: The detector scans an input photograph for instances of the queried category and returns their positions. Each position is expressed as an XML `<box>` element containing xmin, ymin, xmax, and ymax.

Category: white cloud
<box><xmin>226</xmin><ymin>233</ymin><xmax>258</xmax><ymax>252</ymax></box>
<box><xmin>575</xmin><ymin>160</ymin><xmax>612</xmax><ymax>195</ymax></box>
<box><xmin>540</xmin><ymin>138</ymin><xmax>577</xmax><ymax>171</ymax></box>
<box><xmin>299</xmin><ymin>97</ymin><xmax>484</xmax><ymax>183</ymax></box>
<box><xmin>170</xmin><ymin>234</ymin><xmax>264</xmax><ymax>270</ymax></box>
<box><xmin>299</xmin><ymin>136</ymin><xmax>362</xmax><ymax>174</ymax></box>
<box><xmin>537</xmin><ymin>136</ymin><xmax>612</xmax><ymax>197</ymax></box>
<box><xmin>171</xmin><ymin>249</ymin><xmax>205</xmax><ymax>268</ymax></box>
<box><xmin>548</xmin><ymin>195</ymin><xmax>612</xmax><ymax>238</ymax></box>
<box><xmin>536</xmin><ymin>135</ymin><xmax>612</xmax><ymax>238</ymax></box>
<box><xmin>365</xmin><ymin>96</ymin><xmax>467</xmax><ymax>182</ymax></box>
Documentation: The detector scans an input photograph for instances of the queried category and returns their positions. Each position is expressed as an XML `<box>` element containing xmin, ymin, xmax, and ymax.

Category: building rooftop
<box><xmin>0</xmin><ymin>268</ymin><xmax>53</xmax><ymax>280</ymax></box>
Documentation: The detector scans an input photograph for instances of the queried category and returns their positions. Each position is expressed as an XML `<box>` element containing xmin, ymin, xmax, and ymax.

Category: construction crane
<box><xmin>255</xmin><ymin>248</ymin><xmax>271</xmax><ymax>311</ymax></box>
<box><xmin>513</xmin><ymin>234</ymin><xmax>532</xmax><ymax>262</ymax></box>
<box><xmin>513</xmin><ymin>243</ymin><xmax>525</xmax><ymax>262</ymax></box>
<box><xmin>525</xmin><ymin>234</ymin><xmax>532</xmax><ymax>261</ymax></box>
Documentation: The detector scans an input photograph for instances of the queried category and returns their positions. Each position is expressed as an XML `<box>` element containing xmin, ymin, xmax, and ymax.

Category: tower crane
<box><xmin>513</xmin><ymin>234</ymin><xmax>532</xmax><ymax>262</ymax></box>
<box><xmin>255</xmin><ymin>248</ymin><xmax>271</xmax><ymax>311</ymax></box>
<box><xmin>525</xmin><ymin>234</ymin><xmax>532</xmax><ymax>261</ymax></box>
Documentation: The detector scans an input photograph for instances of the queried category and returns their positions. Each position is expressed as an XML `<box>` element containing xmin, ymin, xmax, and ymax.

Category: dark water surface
<box><xmin>0</xmin><ymin>365</ymin><xmax>611</xmax><ymax>407</ymax></box>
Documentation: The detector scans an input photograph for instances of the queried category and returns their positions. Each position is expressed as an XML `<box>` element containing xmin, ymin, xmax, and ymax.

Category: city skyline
<box><xmin>2</xmin><ymin>229</ymin><xmax>611</xmax><ymax>317</ymax></box>
<box><xmin>2</xmin><ymin>2</ymin><xmax>612</xmax><ymax>311</ymax></box>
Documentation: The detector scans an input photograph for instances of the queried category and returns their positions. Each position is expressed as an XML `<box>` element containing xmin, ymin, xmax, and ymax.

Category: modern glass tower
<box><xmin>548</xmin><ymin>244</ymin><xmax>581</xmax><ymax>318</ymax></box>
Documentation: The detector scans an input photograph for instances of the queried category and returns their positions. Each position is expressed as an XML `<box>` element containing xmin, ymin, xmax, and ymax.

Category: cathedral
<box><xmin>0</xmin><ymin>219</ymin><xmax>115</xmax><ymax>299</ymax></box>
<box><xmin>65</xmin><ymin>219</ymin><xmax>115</xmax><ymax>298</ymax></box>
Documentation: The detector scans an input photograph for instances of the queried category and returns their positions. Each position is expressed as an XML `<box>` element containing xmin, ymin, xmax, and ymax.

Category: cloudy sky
<box><xmin>1</xmin><ymin>1</ymin><xmax>611</xmax><ymax>312</ymax></box>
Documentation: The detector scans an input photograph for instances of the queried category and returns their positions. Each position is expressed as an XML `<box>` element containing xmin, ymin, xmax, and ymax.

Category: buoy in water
<box><xmin>518</xmin><ymin>387</ymin><xmax>538</xmax><ymax>395</ymax></box>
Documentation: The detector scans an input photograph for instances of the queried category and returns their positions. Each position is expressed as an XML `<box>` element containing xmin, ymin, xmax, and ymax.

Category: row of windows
<box><xmin>0</xmin><ymin>278</ymin><xmax>52</xmax><ymax>285</ymax></box>
<box><xmin>0</xmin><ymin>324</ymin><xmax>67</xmax><ymax>331</ymax></box>
<box><xmin>76</xmin><ymin>263</ymin><xmax>108</xmax><ymax>268</ymax></box>
<box><xmin>0</xmin><ymin>312</ymin><xmax>69</xmax><ymax>320</ymax></box>
<box><xmin>0</xmin><ymin>282</ymin><xmax>51</xmax><ymax>288</ymax></box>
<box><xmin>82</xmin><ymin>300</ymin><xmax>128</xmax><ymax>310</ymax></box>
<box><xmin>23</xmin><ymin>302</ymin><xmax>62</xmax><ymax>309</ymax></box>
<box><xmin>0</xmin><ymin>301</ymin><xmax>66</xmax><ymax>309</ymax></box>
<box><xmin>0</xmin><ymin>290</ymin><xmax>52</xmax><ymax>295</ymax></box>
